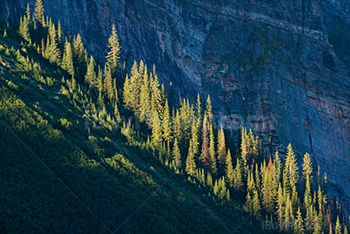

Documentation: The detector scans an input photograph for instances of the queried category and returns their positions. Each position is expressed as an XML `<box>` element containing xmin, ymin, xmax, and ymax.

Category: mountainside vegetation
<box><xmin>0</xmin><ymin>1</ymin><xmax>349</xmax><ymax>233</ymax></box>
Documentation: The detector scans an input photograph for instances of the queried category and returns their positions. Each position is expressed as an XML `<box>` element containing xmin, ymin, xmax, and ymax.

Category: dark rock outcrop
<box><xmin>1</xmin><ymin>0</ymin><xmax>349</xmax><ymax>210</ymax></box>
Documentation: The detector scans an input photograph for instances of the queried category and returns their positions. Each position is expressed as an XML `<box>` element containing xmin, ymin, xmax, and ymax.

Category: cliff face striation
<box><xmin>1</xmin><ymin>0</ymin><xmax>350</xmax><ymax>208</ymax></box>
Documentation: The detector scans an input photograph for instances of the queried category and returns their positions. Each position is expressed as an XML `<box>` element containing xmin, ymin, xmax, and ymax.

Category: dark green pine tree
<box><xmin>106</xmin><ymin>24</ymin><xmax>121</xmax><ymax>77</ymax></box>
<box><xmin>34</xmin><ymin>0</ymin><xmax>45</xmax><ymax>26</ymax></box>
<box><xmin>209</xmin><ymin>124</ymin><xmax>217</xmax><ymax>175</ymax></box>
<box><xmin>85</xmin><ymin>56</ymin><xmax>96</xmax><ymax>87</ymax></box>
<box><xmin>200</xmin><ymin>114</ymin><xmax>209</xmax><ymax>168</ymax></box>
<box><xmin>186</xmin><ymin>140</ymin><xmax>196</xmax><ymax>176</ymax></box>
<box><xmin>173</xmin><ymin>138</ymin><xmax>181</xmax><ymax>169</ymax></box>
<box><xmin>225</xmin><ymin>149</ymin><xmax>234</xmax><ymax>187</ymax></box>
<box><xmin>73</xmin><ymin>34</ymin><xmax>87</xmax><ymax>80</ymax></box>
<box><xmin>61</xmin><ymin>39</ymin><xmax>74</xmax><ymax>77</ymax></box>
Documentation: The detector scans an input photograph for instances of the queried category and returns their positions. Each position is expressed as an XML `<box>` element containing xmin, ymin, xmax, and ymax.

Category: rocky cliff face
<box><xmin>1</xmin><ymin>0</ymin><xmax>350</xmax><ymax>209</ymax></box>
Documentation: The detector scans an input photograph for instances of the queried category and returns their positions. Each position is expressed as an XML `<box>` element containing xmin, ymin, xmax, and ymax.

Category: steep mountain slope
<box><xmin>1</xmin><ymin>0</ymin><xmax>349</xmax><ymax>211</ymax></box>
<box><xmin>0</xmin><ymin>25</ymin><xmax>257</xmax><ymax>233</ymax></box>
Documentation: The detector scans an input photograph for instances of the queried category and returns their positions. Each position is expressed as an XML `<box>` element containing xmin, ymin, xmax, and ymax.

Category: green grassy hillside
<box><xmin>0</xmin><ymin>22</ymin><xmax>257</xmax><ymax>234</ymax></box>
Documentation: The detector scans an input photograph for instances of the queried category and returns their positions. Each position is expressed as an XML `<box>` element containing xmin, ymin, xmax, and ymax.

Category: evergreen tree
<box><xmin>139</xmin><ymin>64</ymin><xmax>150</xmax><ymax>123</ymax></box>
<box><xmin>34</xmin><ymin>0</ymin><xmax>45</xmax><ymax>25</ymax></box>
<box><xmin>128</xmin><ymin>61</ymin><xmax>140</xmax><ymax>111</ymax></box>
<box><xmin>113</xmin><ymin>78</ymin><xmax>119</xmax><ymax>103</ymax></box>
<box><xmin>209</xmin><ymin>124</ymin><xmax>217</xmax><ymax>174</ymax></box>
<box><xmin>191</xmin><ymin>118</ymin><xmax>199</xmax><ymax>158</ymax></box>
<box><xmin>47</xmin><ymin>22</ymin><xmax>61</xmax><ymax>64</ymax></box>
<box><xmin>151</xmin><ymin>66</ymin><xmax>162</xmax><ymax>114</ymax></box>
<box><xmin>196</xmin><ymin>94</ymin><xmax>202</xmax><ymax>125</ymax></box>
<box><xmin>225</xmin><ymin>149</ymin><xmax>234</xmax><ymax>187</ymax></box>
<box><xmin>200</xmin><ymin>114</ymin><xmax>209</xmax><ymax>168</ymax></box>
<box><xmin>19</xmin><ymin>16</ymin><xmax>31</xmax><ymax>43</ymax></box>
<box><xmin>276</xmin><ymin>183</ymin><xmax>284</xmax><ymax>228</ymax></box>
<box><xmin>162</xmin><ymin>99</ymin><xmax>172</xmax><ymax>150</ymax></box>
<box><xmin>106</xmin><ymin>24</ymin><xmax>121</xmax><ymax>77</ymax></box>
<box><xmin>241</xmin><ymin>127</ymin><xmax>248</xmax><ymax>174</ymax></box>
<box><xmin>26</xmin><ymin>3</ymin><xmax>31</xmax><ymax>24</ymax></box>
<box><xmin>274</xmin><ymin>150</ymin><xmax>282</xmax><ymax>184</ymax></box>
<box><xmin>151</xmin><ymin>109</ymin><xmax>162</xmax><ymax>150</ymax></box>
<box><xmin>262</xmin><ymin>164</ymin><xmax>275</xmax><ymax>214</ymax></box>
<box><xmin>295</xmin><ymin>207</ymin><xmax>304</xmax><ymax>234</ymax></box>
<box><xmin>173</xmin><ymin>138</ymin><xmax>181</xmax><ymax>168</ymax></box>
<box><xmin>61</xmin><ymin>39</ymin><xmax>74</xmax><ymax>77</ymax></box>
<box><xmin>205</xmin><ymin>95</ymin><xmax>214</xmax><ymax>125</ymax></box>
<box><xmin>233</xmin><ymin>158</ymin><xmax>243</xmax><ymax>191</ymax></box>
<box><xmin>85</xmin><ymin>56</ymin><xmax>96</xmax><ymax>87</ymax></box>
<box><xmin>104</xmin><ymin>65</ymin><xmax>114</xmax><ymax>101</ymax></box>
<box><xmin>252</xmin><ymin>189</ymin><xmax>261</xmax><ymax>218</ymax></box>
<box><xmin>57</xmin><ymin>20</ymin><xmax>62</xmax><ymax>46</ymax></box>
<box><xmin>186</xmin><ymin>140</ymin><xmax>196</xmax><ymax>176</ymax></box>
<box><xmin>283</xmin><ymin>144</ymin><xmax>299</xmax><ymax>194</ymax></box>
<box><xmin>73</xmin><ymin>34</ymin><xmax>87</xmax><ymax>79</ymax></box>
<box><xmin>217</xmin><ymin>125</ymin><xmax>226</xmax><ymax>174</ymax></box>
<box><xmin>123</xmin><ymin>74</ymin><xmax>132</xmax><ymax>109</ymax></box>
<box><xmin>303</xmin><ymin>152</ymin><xmax>313</xmax><ymax>185</ymax></box>
<box><xmin>173</xmin><ymin>110</ymin><xmax>182</xmax><ymax>143</ymax></box>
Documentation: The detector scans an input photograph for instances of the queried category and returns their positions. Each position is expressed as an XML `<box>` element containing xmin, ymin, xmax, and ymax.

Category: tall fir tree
<box><xmin>47</xmin><ymin>22</ymin><xmax>61</xmax><ymax>64</ymax></box>
<box><xmin>200</xmin><ymin>114</ymin><xmax>210</xmax><ymax>168</ymax></box>
<box><xmin>283</xmin><ymin>144</ymin><xmax>299</xmax><ymax>194</ymax></box>
<box><xmin>61</xmin><ymin>39</ymin><xmax>74</xmax><ymax>77</ymax></box>
<box><xmin>185</xmin><ymin>140</ymin><xmax>196</xmax><ymax>176</ymax></box>
<box><xmin>225</xmin><ymin>149</ymin><xmax>234</xmax><ymax>187</ymax></box>
<box><xmin>162</xmin><ymin>99</ymin><xmax>172</xmax><ymax>151</ymax></box>
<box><xmin>73</xmin><ymin>34</ymin><xmax>87</xmax><ymax>80</ymax></box>
<box><xmin>217</xmin><ymin>125</ymin><xmax>226</xmax><ymax>174</ymax></box>
<box><xmin>205</xmin><ymin>95</ymin><xmax>214</xmax><ymax>125</ymax></box>
<box><xmin>151</xmin><ymin>67</ymin><xmax>162</xmax><ymax>115</ymax></box>
<box><xmin>106</xmin><ymin>24</ymin><xmax>121</xmax><ymax>77</ymax></box>
<box><xmin>151</xmin><ymin>109</ymin><xmax>162</xmax><ymax>150</ymax></box>
<box><xmin>209</xmin><ymin>124</ymin><xmax>217</xmax><ymax>175</ymax></box>
<box><xmin>139</xmin><ymin>64</ymin><xmax>150</xmax><ymax>123</ymax></box>
<box><xmin>123</xmin><ymin>74</ymin><xmax>132</xmax><ymax>109</ymax></box>
<box><xmin>104</xmin><ymin>65</ymin><xmax>114</xmax><ymax>101</ymax></box>
<box><xmin>303</xmin><ymin>152</ymin><xmax>313</xmax><ymax>185</ymax></box>
<box><xmin>19</xmin><ymin>16</ymin><xmax>31</xmax><ymax>43</ymax></box>
<box><xmin>34</xmin><ymin>0</ymin><xmax>45</xmax><ymax>26</ymax></box>
<box><xmin>173</xmin><ymin>138</ymin><xmax>181</xmax><ymax>168</ymax></box>
<box><xmin>233</xmin><ymin>158</ymin><xmax>243</xmax><ymax>191</ymax></box>
<box><xmin>85</xmin><ymin>56</ymin><xmax>96</xmax><ymax>87</ymax></box>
